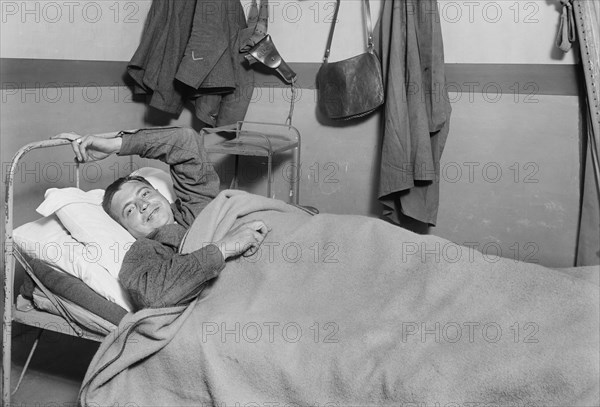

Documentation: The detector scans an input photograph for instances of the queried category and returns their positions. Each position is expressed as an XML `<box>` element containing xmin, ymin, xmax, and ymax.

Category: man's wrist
<box><xmin>217</xmin><ymin>243</ymin><xmax>229</xmax><ymax>261</ymax></box>
<box><xmin>111</xmin><ymin>137</ymin><xmax>123</xmax><ymax>154</ymax></box>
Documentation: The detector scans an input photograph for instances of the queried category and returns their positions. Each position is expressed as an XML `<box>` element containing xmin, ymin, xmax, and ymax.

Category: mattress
<box><xmin>20</xmin><ymin>257</ymin><xmax>128</xmax><ymax>329</ymax></box>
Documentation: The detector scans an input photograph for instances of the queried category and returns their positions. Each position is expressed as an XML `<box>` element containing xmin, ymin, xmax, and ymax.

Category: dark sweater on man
<box><xmin>117</xmin><ymin>127</ymin><xmax>224</xmax><ymax>311</ymax></box>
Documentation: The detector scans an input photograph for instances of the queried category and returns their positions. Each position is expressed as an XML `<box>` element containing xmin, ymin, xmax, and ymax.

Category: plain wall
<box><xmin>0</xmin><ymin>0</ymin><xmax>586</xmax><ymax>267</ymax></box>
<box><xmin>0</xmin><ymin>0</ymin><xmax>578</xmax><ymax>64</ymax></box>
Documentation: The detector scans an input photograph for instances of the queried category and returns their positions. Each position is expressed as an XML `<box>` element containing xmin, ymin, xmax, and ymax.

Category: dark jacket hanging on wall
<box><xmin>374</xmin><ymin>0</ymin><xmax>451</xmax><ymax>226</ymax></box>
<box><xmin>127</xmin><ymin>0</ymin><xmax>255</xmax><ymax>127</ymax></box>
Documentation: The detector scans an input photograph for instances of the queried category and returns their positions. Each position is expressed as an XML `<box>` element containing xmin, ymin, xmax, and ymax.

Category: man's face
<box><xmin>111</xmin><ymin>180</ymin><xmax>174</xmax><ymax>238</ymax></box>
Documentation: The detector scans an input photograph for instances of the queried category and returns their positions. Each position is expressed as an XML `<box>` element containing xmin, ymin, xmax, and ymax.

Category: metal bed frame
<box><xmin>2</xmin><ymin>139</ymin><xmax>107</xmax><ymax>407</ymax></box>
<box><xmin>2</xmin><ymin>124</ymin><xmax>303</xmax><ymax>405</ymax></box>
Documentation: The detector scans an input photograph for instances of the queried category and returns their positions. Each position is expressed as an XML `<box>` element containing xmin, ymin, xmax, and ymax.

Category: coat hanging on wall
<box><xmin>375</xmin><ymin>0</ymin><xmax>451</xmax><ymax>227</ymax></box>
<box><xmin>127</xmin><ymin>0</ymin><xmax>255</xmax><ymax>127</ymax></box>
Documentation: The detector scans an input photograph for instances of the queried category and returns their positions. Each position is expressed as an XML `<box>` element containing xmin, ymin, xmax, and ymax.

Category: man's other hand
<box><xmin>216</xmin><ymin>220</ymin><xmax>270</xmax><ymax>260</ymax></box>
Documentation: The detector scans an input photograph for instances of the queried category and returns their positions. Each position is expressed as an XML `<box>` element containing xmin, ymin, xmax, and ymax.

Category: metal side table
<box><xmin>201</xmin><ymin>121</ymin><xmax>301</xmax><ymax>204</ymax></box>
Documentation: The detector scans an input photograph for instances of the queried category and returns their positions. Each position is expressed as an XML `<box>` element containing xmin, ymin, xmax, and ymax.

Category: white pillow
<box><xmin>37</xmin><ymin>188</ymin><xmax>135</xmax><ymax>279</ymax></box>
<box><xmin>35</xmin><ymin>168</ymin><xmax>175</xmax><ymax>278</ymax></box>
<box><xmin>13</xmin><ymin>216</ymin><xmax>133</xmax><ymax>311</ymax></box>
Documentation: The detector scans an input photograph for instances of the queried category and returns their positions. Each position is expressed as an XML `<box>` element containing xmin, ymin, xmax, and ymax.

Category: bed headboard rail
<box><xmin>4</xmin><ymin>138</ymin><xmax>80</xmax><ymax>252</ymax></box>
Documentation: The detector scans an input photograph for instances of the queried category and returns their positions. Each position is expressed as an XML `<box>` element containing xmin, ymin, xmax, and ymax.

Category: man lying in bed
<box><xmin>69</xmin><ymin>127</ymin><xmax>269</xmax><ymax>311</ymax></box>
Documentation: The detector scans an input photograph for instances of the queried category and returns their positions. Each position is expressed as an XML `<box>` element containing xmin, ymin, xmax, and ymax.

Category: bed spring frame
<box><xmin>2</xmin><ymin>139</ymin><xmax>109</xmax><ymax>406</ymax></box>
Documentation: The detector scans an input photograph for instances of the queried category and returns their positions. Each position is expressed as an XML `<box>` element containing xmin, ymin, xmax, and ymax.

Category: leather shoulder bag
<box><xmin>316</xmin><ymin>0</ymin><xmax>384</xmax><ymax>121</ymax></box>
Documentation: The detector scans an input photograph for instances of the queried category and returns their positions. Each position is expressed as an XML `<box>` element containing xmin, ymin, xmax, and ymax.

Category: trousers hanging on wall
<box><xmin>375</xmin><ymin>0</ymin><xmax>451</xmax><ymax>227</ymax></box>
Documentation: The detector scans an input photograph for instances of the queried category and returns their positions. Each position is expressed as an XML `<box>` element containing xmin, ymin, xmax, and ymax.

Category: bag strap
<box><xmin>323</xmin><ymin>0</ymin><xmax>374</xmax><ymax>62</ymax></box>
<box><xmin>363</xmin><ymin>0</ymin><xmax>374</xmax><ymax>52</ymax></box>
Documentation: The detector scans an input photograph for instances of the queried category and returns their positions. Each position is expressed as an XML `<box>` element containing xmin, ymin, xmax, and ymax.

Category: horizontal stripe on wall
<box><xmin>0</xmin><ymin>58</ymin><xmax>581</xmax><ymax>96</ymax></box>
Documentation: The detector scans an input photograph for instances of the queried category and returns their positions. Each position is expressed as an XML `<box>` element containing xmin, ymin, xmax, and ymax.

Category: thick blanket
<box><xmin>80</xmin><ymin>191</ymin><xmax>599</xmax><ymax>406</ymax></box>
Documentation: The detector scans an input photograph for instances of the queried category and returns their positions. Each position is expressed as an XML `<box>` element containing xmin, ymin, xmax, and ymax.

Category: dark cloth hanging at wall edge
<box><xmin>374</xmin><ymin>0</ymin><xmax>451</xmax><ymax>227</ymax></box>
<box><xmin>570</xmin><ymin>0</ymin><xmax>600</xmax><ymax>265</ymax></box>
